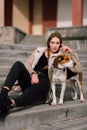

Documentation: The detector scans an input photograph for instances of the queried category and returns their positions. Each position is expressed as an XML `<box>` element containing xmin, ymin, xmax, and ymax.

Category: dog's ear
<box><xmin>64</xmin><ymin>54</ymin><xmax>72</xmax><ymax>61</ymax></box>
<box><xmin>64</xmin><ymin>55</ymin><xmax>70</xmax><ymax>62</ymax></box>
<box><xmin>53</xmin><ymin>56</ymin><xmax>60</xmax><ymax>68</ymax></box>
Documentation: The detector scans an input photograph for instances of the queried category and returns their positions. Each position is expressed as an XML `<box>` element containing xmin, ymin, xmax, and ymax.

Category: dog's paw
<box><xmin>72</xmin><ymin>96</ymin><xmax>77</xmax><ymax>100</ymax></box>
<box><xmin>80</xmin><ymin>98</ymin><xmax>85</xmax><ymax>103</ymax></box>
<box><xmin>51</xmin><ymin>100</ymin><xmax>57</xmax><ymax>105</ymax></box>
<box><xmin>58</xmin><ymin>101</ymin><xmax>63</xmax><ymax>105</ymax></box>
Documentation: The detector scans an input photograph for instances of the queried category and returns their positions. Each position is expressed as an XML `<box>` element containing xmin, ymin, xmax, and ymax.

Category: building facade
<box><xmin>0</xmin><ymin>0</ymin><xmax>87</xmax><ymax>35</ymax></box>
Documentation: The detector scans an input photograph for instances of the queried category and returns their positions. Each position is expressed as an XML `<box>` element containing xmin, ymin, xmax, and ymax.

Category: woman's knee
<box><xmin>13</xmin><ymin>61</ymin><xmax>24</xmax><ymax>69</ymax></box>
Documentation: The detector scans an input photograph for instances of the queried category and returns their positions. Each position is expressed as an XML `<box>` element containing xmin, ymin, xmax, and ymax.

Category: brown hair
<box><xmin>47</xmin><ymin>31</ymin><xmax>62</xmax><ymax>49</ymax></box>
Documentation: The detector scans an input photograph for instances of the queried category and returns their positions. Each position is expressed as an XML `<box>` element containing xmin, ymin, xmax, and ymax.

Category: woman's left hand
<box><xmin>60</xmin><ymin>44</ymin><xmax>72</xmax><ymax>52</ymax></box>
<box><xmin>31</xmin><ymin>73</ymin><xmax>39</xmax><ymax>84</ymax></box>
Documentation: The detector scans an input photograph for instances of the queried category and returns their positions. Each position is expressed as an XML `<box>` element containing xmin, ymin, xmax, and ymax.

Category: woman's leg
<box><xmin>1</xmin><ymin>61</ymin><xmax>31</xmax><ymax>104</ymax></box>
<box><xmin>0</xmin><ymin>61</ymin><xmax>31</xmax><ymax>118</ymax></box>
<box><xmin>3</xmin><ymin>61</ymin><xmax>31</xmax><ymax>90</ymax></box>
<box><xmin>1</xmin><ymin>61</ymin><xmax>31</xmax><ymax>96</ymax></box>
<box><xmin>12</xmin><ymin>75</ymin><xmax>50</xmax><ymax>107</ymax></box>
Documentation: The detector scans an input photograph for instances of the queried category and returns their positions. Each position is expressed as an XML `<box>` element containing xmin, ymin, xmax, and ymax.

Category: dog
<box><xmin>50</xmin><ymin>53</ymin><xmax>84</xmax><ymax>105</ymax></box>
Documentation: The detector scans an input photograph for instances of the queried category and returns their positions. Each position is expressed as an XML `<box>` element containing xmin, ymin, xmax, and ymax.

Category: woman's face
<box><xmin>49</xmin><ymin>37</ymin><xmax>61</xmax><ymax>53</ymax></box>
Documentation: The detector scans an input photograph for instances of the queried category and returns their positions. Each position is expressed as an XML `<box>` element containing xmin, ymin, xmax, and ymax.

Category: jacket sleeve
<box><xmin>69</xmin><ymin>51</ymin><xmax>82</xmax><ymax>73</ymax></box>
<box><xmin>24</xmin><ymin>49</ymin><xmax>36</xmax><ymax>75</ymax></box>
<box><xmin>68</xmin><ymin>51</ymin><xmax>83</xmax><ymax>86</ymax></box>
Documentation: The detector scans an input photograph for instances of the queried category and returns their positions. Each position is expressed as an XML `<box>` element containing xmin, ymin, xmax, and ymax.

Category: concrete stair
<box><xmin>0</xmin><ymin>98</ymin><xmax>87</xmax><ymax>130</ymax></box>
<box><xmin>0</xmin><ymin>34</ymin><xmax>87</xmax><ymax>130</ymax></box>
<box><xmin>0</xmin><ymin>43</ymin><xmax>37</xmax><ymax>88</ymax></box>
<box><xmin>19</xmin><ymin>34</ymin><xmax>46</xmax><ymax>46</ymax></box>
<box><xmin>23</xmin><ymin>116</ymin><xmax>87</xmax><ymax>130</ymax></box>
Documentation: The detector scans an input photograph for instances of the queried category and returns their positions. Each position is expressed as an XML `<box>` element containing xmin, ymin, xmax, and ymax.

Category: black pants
<box><xmin>3</xmin><ymin>61</ymin><xmax>50</xmax><ymax>107</ymax></box>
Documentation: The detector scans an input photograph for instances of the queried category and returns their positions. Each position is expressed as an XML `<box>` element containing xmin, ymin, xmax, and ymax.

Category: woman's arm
<box><xmin>24</xmin><ymin>49</ymin><xmax>39</xmax><ymax>84</ymax></box>
<box><xmin>24</xmin><ymin>50</ymin><xmax>36</xmax><ymax>75</ymax></box>
<box><xmin>60</xmin><ymin>44</ymin><xmax>72</xmax><ymax>52</ymax></box>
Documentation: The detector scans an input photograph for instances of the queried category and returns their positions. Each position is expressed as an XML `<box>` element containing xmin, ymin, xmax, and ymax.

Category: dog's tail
<box><xmin>79</xmin><ymin>72</ymin><xmax>82</xmax><ymax>86</ymax></box>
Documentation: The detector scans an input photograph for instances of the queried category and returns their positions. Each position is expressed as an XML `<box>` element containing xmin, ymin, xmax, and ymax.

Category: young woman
<box><xmin>0</xmin><ymin>31</ymin><xmax>72</xmax><ymax>118</ymax></box>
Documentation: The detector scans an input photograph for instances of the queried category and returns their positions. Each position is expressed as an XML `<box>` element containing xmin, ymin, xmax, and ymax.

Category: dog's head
<box><xmin>53</xmin><ymin>54</ymin><xmax>74</xmax><ymax>69</ymax></box>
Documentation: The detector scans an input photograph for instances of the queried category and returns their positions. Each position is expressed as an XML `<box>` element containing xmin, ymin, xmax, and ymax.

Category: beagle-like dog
<box><xmin>51</xmin><ymin>53</ymin><xmax>84</xmax><ymax>105</ymax></box>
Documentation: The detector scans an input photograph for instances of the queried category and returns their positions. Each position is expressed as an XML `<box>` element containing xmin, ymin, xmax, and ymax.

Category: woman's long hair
<box><xmin>47</xmin><ymin>31</ymin><xmax>62</xmax><ymax>49</ymax></box>
<box><xmin>46</xmin><ymin>31</ymin><xmax>62</xmax><ymax>59</ymax></box>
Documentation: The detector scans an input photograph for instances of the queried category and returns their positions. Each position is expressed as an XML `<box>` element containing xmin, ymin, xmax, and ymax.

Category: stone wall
<box><xmin>45</xmin><ymin>26</ymin><xmax>87</xmax><ymax>50</ymax></box>
<box><xmin>0</xmin><ymin>26</ymin><xmax>26</xmax><ymax>44</ymax></box>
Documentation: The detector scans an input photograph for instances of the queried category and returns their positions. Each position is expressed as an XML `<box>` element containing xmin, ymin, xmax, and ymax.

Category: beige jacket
<box><xmin>24</xmin><ymin>46</ymin><xmax>63</xmax><ymax>79</ymax></box>
<box><xmin>25</xmin><ymin>47</ymin><xmax>82</xmax><ymax>80</ymax></box>
<box><xmin>24</xmin><ymin>47</ymin><xmax>47</xmax><ymax>76</ymax></box>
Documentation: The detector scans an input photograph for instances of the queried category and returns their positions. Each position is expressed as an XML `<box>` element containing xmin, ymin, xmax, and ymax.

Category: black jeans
<box><xmin>3</xmin><ymin>61</ymin><xmax>50</xmax><ymax>107</ymax></box>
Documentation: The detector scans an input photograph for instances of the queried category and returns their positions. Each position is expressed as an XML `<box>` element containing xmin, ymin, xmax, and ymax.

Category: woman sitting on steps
<box><xmin>0</xmin><ymin>31</ymin><xmax>72</xmax><ymax>119</ymax></box>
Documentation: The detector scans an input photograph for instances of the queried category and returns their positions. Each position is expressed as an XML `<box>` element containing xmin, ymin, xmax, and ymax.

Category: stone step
<box><xmin>77</xmin><ymin>50</ymin><xmax>87</xmax><ymax>55</ymax></box>
<box><xmin>0</xmin><ymin>57</ymin><xmax>25</xmax><ymax>65</ymax></box>
<box><xmin>19</xmin><ymin>34</ymin><xmax>46</xmax><ymax>45</ymax></box>
<box><xmin>0</xmin><ymin>97</ymin><xmax>87</xmax><ymax>130</ymax></box>
<box><xmin>80</xmin><ymin>60</ymin><xmax>87</xmax><ymax>67</ymax></box>
<box><xmin>0</xmin><ymin>49</ymin><xmax>31</xmax><ymax>58</ymax></box>
<box><xmin>78</xmin><ymin>55</ymin><xmax>87</xmax><ymax>59</ymax></box>
<box><xmin>23</xmin><ymin>116</ymin><xmax>87</xmax><ymax>130</ymax></box>
<box><xmin>61</xmin><ymin>40</ymin><xmax>87</xmax><ymax>51</ymax></box>
<box><xmin>82</xmin><ymin>68</ymin><xmax>87</xmax><ymax>75</ymax></box>
<box><xmin>0</xmin><ymin>65</ymin><xmax>11</xmax><ymax>75</ymax></box>
<box><xmin>78</xmin><ymin>54</ymin><xmax>87</xmax><ymax>58</ymax></box>
<box><xmin>0</xmin><ymin>43</ymin><xmax>36</xmax><ymax>51</ymax></box>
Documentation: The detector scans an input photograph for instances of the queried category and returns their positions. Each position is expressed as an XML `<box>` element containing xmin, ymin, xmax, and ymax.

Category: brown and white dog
<box><xmin>51</xmin><ymin>53</ymin><xmax>84</xmax><ymax>105</ymax></box>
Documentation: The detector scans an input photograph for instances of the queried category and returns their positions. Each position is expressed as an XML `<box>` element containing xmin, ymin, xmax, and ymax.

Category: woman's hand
<box><xmin>31</xmin><ymin>73</ymin><xmax>39</xmax><ymax>84</ymax></box>
<box><xmin>60</xmin><ymin>44</ymin><xmax>72</xmax><ymax>52</ymax></box>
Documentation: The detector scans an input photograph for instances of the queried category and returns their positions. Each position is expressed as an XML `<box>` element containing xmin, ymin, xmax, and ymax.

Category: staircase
<box><xmin>0</xmin><ymin>36</ymin><xmax>87</xmax><ymax>88</ymax></box>
<box><xmin>0</xmin><ymin>34</ymin><xmax>87</xmax><ymax>130</ymax></box>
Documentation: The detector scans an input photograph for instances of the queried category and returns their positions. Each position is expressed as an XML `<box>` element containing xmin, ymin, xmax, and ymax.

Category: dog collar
<box><xmin>53</xmin><ymin>66</ymin><xmax>65</xmax><ymax>71</ymax></box>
